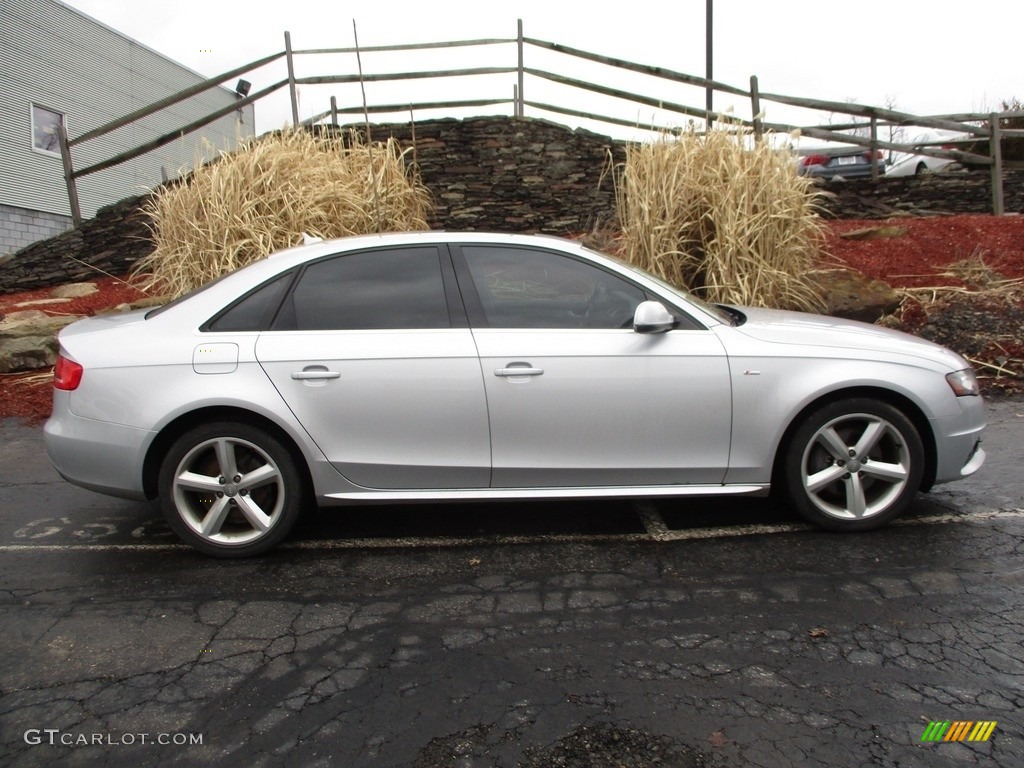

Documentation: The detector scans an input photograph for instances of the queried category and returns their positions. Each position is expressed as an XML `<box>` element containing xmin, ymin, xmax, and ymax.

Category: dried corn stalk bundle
<box><xmin>613</xmin><ymin>123</ymin><xmax>826</xmax><ymax>311</ymax></box>
<box><xmin>134</xmin><ymin>129</ymin><xmax>431</xmax><ymax>298</ymax></box>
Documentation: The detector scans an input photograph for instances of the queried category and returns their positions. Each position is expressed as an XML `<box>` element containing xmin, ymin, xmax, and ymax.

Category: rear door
<box><xmin>256</xmin><ymin>245</ymin><xmax>491</xmax><ymax>490</ymax></box>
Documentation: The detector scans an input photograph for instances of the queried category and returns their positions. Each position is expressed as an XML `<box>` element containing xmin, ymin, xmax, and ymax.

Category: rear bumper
<box><xmin>44</xmin><ymin>395</ymin><xmax>152</xmax><ymax>500</ymax></box>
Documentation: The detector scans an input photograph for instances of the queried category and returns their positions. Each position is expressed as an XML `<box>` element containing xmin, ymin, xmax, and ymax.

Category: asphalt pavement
<box><xmin>1</xmin><ymin>399</ymin><xmax>1022</xmax><ymax>767</ymax></box>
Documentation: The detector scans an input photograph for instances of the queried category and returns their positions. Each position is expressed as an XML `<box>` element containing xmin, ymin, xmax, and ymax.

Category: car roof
<box><xmin>269</xmin><ymin>230</ymin><xmax>584</xmax><ymax>260</ymax></box>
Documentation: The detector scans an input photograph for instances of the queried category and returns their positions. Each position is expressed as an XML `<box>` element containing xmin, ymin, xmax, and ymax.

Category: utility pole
<box><xmin>705</xmin><ymin>0</ymin><xmax>713</xmax><ymax>125</ymax></box>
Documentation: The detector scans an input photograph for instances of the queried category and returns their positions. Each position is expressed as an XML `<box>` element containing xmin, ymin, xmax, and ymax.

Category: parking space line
<box><xmin>0</xmin><ymin>508</ymin><xmax>1020</xmax><ymax>553</ymax></box>
<box><xmin>892</xmin><ymin>507</ymin><xmax>1024</xmax><ymax>527</ymax></box>
<box><xmin>634</xmin><ymin>502</ymin><xmax>671</xmax><ymax>540</ymax></box>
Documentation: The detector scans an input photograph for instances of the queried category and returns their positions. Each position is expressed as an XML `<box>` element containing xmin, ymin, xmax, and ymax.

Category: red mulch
<box><xmin>824</xmin><ymin>214</ymin><xmax>1024</xmax><ymax>286</ymax></box>
<box><xmin>823</xmin><ymin>215</ymin><xmax>1024</xmax><ymax>399</ymax></box>
<box><xmin>0</xmin><ymin>275</ymin><xmax>150</xmax><ymax>317</ymax></box>
<box><xmin>1</xmin><ymin>276</ymin><xmax>151</xmax><ymax>424</ymax></box>
<box><xmin>2</xmin><ymin>214</ymin><xmax>1022</xmax><ymax>424</ymax></box>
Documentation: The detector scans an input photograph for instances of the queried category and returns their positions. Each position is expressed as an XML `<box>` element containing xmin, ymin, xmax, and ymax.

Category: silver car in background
<box><xmin>796</xmin><ymin>145</ymin><xmax>886</xmax><ymax>179</ymax></box>
<box><xmin>45</xmin><ymin>233</ymin><xmax>986</xmax><ymax>556</ymax></box>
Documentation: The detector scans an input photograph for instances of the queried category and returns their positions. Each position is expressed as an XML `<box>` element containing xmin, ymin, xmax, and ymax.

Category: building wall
<box><xmin>0</xmin><ymin>0</ymin><xmax>254</xmax><ymax>255</ymax></box>
<box><xmin>0</xmin><ymin>204</ymin><xmax>73</xmax><ymax>262</ymax></box>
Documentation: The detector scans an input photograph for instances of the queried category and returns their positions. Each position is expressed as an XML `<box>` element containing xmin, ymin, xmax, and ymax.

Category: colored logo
<box><xmin>921</xmin><ymin>721</ymin><xmax>997</xmax><ymax>742</ymax></box>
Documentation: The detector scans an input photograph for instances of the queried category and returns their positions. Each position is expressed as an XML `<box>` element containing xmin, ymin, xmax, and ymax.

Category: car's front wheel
<box><xmin>158</xmin><ymin>422</ymin><xmax>305</xmax><ymax>557</ymax></box>
<box><xmin>780</xmin><ymin>399</ymin><xmax>925</xmax><ymax>531</ymax></box>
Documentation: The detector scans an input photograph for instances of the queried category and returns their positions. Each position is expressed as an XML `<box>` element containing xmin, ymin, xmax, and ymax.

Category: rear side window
<box><xmin>206</xmin><ymin>272</ymin><xmax>293</xmax><ymax>332</ymax></box>
<box><xmin>277</xmin><ymin>247</ymin><xmax>450</xmax><ymax>331</ymax></box>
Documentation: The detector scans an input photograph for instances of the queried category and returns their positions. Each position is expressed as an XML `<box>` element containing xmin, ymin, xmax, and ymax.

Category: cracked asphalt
<box><xmin>1</xmin><ymin>399</ymin><xmax>1022</xmax><ymax>767</ymax></box>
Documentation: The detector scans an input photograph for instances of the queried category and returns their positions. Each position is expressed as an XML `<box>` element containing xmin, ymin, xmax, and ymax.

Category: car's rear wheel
<box><xmin>158</xmin><ymin>422</ymin><xmax>304</xmax><ymax>557</ymax></box>
<box><xmin>780</xmin><ymin>399</ymin><xmax>924</xmax><ymax>531</ymax></box>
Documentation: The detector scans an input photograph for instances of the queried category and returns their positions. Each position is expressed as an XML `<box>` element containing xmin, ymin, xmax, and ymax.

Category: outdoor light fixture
<box><xmin>234</xmin><ymin>79</ymin><xmax>251</xmax><ymax>98</ymax></box>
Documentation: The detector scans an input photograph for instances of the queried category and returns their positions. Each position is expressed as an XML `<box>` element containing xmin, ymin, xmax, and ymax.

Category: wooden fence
<box><xmin>57</xmin><ymin>22</ymin><xmax>1024</xmax><ymax>225</ymax></box>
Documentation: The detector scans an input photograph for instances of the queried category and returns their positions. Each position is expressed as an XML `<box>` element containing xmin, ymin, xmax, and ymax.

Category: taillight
<box><xmin>54</xmin><ymin>354</ymin><xmax>83</xmax><ymax>391</ymax></box>
<box><xmin>802</xmin><ymin>154</ymin><xmax>829</xmax><ymax>167</ymax></box>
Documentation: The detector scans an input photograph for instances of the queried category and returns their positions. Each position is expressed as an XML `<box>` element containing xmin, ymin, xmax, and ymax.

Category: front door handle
<box><xmin>494</xmin><ymin>366</ymin><xmax>544</xmax><ymax>377</ymax></box>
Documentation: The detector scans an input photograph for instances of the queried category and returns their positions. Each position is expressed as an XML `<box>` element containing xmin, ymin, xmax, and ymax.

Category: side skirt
<box><xmin>321</xmin><ymin>484</ymin><xmax>769</xmax><ymax>504</ymax></box>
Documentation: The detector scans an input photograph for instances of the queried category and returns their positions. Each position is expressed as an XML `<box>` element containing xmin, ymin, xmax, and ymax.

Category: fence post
<box><xmin>330</xmin><ymin>96</ymin><xmax>339</xmax><ymax>127</ymax></box>
<box><xmin>516</xmin><ymin>19</ymin><xmax>524</xmax><ymax>117</ymax></box>
<box><xmin>285</xmin><ymin>31</ymin><xmax>300</xmax><ymax>127</ymax></box>
<box><xmin>990</xmin><ymin>112</ymin><xmax>1004</xmax><ymax>215</ymax></box>
<box><xmin>869</xmin><ymin>115</ymin><xmax>879</xmax><ymax>180</ymax></box>
<box><xmin>56</xmin><ymin>121</ymin><xmax>82</xmax><ymax>227</ymax></box>
<box><xmin>749</xmin><ymin>75</ymin><xmax>762</xmax><ymax>142</ymax></box>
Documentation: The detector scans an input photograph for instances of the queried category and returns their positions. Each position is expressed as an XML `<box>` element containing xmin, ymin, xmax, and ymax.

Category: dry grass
<box><xmin>612</xmin><ymin>123</ymin><xmax>826</xmax><ymax>311</ymax></box>
<box><xmin>133</xmin><ymin>129</ymin><xmax>432</xmax><ymax>297</ymax></box>
<box><xmin>5</xmin><ymin>371</ymin><xmax>53</xmax><ymax>387</ymax></box>
<box><xmin>895</xmin><ymin>252</ymin><xmax>1023</xmax><ymax>306</ymax></box>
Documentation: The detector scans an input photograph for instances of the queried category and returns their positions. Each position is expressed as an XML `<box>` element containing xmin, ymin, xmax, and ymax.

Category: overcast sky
<box><xmin>60</xmin><ymin>0</ymin><xmax>1023</xmax><ymax>140</ymax></box>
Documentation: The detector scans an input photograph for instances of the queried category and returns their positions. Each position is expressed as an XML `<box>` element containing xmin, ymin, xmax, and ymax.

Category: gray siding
<box><xmin>0</xmin><ymin>0</ymin><xmax>255</xmax><ymax>220</ymax></box>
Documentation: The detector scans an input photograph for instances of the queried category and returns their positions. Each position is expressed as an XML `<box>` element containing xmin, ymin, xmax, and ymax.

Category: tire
<box><xmin>779</xmin><ymin>399</ymin><xmax>924</xmax><ymax>531</ymax></box>
<box><xmin>915</xmin><ymin>162</ymin><xmax>929</xmax><ymax>175</ymax></box>
<box><xmin>158</xmin><ymin>421</ymin><xmax>305</xmax><ymax>557</ymax></box>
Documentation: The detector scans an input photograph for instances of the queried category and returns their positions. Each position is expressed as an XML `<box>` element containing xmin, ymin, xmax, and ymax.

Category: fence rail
<box><xmin>57</xmin><ymin>21</ymin><xmax>1024</xmax><ymax>225</ymax></box>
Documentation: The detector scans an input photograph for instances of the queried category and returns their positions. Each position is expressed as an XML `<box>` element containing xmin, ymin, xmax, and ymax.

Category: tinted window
<box><xmin>462</xmin><ymin>246</ymin><xmax>646</xmax><ymax>329</ymax></box>
<box><xmin>280</xmin><ymin>247</ymin><xmax>450</xmax><ymax>331</ymax></box>
<box><xmin>207</xmin><ymin>272</ymin><xmax>292</xmax><ymax>332</ymax></box>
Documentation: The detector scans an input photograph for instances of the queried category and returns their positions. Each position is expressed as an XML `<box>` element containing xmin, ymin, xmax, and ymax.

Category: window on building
<box><xmin>31</xmin><ymin>104</ymin><xmax>65</xmax><ymax>156</ymax></box>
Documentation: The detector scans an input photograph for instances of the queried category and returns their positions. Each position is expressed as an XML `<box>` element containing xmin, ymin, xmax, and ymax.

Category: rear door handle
<box><xmin>291</xmin><ymin>370</ymin><xmax>341</xmax><ymax>380</ymax></box>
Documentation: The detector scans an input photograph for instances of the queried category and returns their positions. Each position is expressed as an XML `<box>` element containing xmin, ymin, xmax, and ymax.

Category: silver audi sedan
<box><xmin>44</xmin><ymin>233</ymin><xmax>986</xmax><ymax>557</ymax></box>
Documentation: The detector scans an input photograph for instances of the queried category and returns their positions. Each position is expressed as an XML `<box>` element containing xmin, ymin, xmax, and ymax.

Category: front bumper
<box><xmin>931</xmin><ymin>394</ymin><xmax>987</xmax><ymax>485</ymax></box>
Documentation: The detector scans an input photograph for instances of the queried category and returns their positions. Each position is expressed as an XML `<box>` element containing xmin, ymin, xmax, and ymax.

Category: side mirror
<box><xmin>633</xmin><ymin>301</ymin><xmax>676</xmax><ymax>334</ymax></box>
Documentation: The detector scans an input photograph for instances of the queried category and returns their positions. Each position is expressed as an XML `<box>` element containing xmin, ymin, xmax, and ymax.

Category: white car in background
<box><xmin>885</xmin><ymin>130</ymin><xmax>967</xmax><ymax>177</ymax></box>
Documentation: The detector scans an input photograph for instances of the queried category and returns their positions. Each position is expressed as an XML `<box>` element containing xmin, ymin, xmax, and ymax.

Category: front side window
<box><xmin>461</xmin><ymin>246</ymin><xmax>646</xmax><ymax>329</ymax></box>
<box><xmin>277</xmin><ymin>247</ymin><xmax>450</xmax><ymax>331</ymax></box>
<box><xmin>31</xmin><ymin>104</ymin><xmax>64</xmax><ymax>155</ymax></box>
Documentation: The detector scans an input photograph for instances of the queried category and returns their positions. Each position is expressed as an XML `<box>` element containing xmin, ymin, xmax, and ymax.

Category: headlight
<box><xmin>946</xmin><ymin>368</ymin><xmax>980</xmax><ymax>397</ymax></box>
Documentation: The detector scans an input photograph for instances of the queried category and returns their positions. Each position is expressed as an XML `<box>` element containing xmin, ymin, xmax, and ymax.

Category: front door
<box><xmin>454</xmin><ymin>244</ymin><xmax>732</xmax><ymax>488</ymax></box>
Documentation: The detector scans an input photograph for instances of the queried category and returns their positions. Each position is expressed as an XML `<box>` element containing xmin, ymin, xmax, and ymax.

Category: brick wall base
<box><xmin>0</xmin><ymin>204</ymin><xmax>73</xmax><ymax>263</ymax></box>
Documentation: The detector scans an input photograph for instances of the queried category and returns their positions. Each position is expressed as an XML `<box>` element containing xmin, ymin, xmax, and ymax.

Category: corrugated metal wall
<box><xmin>0</xmin><ymin>0</ymin><xmax>256</xmax><ymax>219</ymax></box>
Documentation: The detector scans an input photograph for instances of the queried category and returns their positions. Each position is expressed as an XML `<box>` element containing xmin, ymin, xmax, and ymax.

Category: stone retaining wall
<box><xmin>816</xmin><ymin>170</ymin><xmax>1024</xmax><ymax>219</ymax></box>
<box><xmin>342</xmin><ymin>118</ymin><xmax>625</xmax><ymax>233</ymax></box>
<box><xmin>2</xmin><ymin>116</ymin><xmax>1020</xmax><ymax>294</ymax></box>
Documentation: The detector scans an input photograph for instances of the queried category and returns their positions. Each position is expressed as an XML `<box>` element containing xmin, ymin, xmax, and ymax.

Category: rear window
<box><xmin>205</xmin><ymin>272</ymin><xmax>293</xmax><ymax>332</ymax></box>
